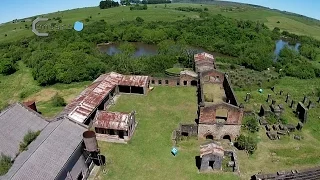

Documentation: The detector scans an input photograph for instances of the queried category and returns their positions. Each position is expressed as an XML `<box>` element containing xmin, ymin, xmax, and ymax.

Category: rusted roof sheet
<box><xmin>194</xmin><ymin>52</ymin><xmax>214</xmax><ymax>63</ymax></box>
<box><xmin>200</xmin><ymin>142</ymin><xmax>224</xmax><ymax>157</ymax></box>
<box><xmin>66</xmin><ymin>72</ymin><xmax>148</xmax><ymax>124</ymax></box>
<box><xmin>93</xmin><ymin>111</ymin><xmax>130</xmax><ymax>130</ymax></box>
<box><xmin>194</xmin><ymin>52</ymin><xmax>215</xmax><ymax>72</ymax></box>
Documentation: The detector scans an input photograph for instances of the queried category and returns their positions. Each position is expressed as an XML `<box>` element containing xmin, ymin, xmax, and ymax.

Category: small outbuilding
<box><xmin>199</xmin><ymin>142</ymin><xmax>224</xmax><ymax>172</ymax></box>
<box><xmin>93</xmin><ymin>111</ymin><xmax>137</xmax><ymax>143</ymax></box>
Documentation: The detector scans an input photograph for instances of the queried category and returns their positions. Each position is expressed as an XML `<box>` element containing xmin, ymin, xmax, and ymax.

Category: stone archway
<box><xmin>222</xmin><ymin>134</ymin><xmax>232</xmax><ymax>142</ymax></box>
<box><xmin>205</xmin><ymin>134</ymin><xmax>214</xmax><ymax>140</ymax></box>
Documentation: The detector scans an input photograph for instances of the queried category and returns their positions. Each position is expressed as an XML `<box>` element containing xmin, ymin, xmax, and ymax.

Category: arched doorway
<box><xmin>191</xmin><ymin>80</ymin><xmax>197</xmax><ymax>86</ymax></box>
<box><xmin>222</xmin><ymin>135</ymin><xmax>231</xmax><ymax>142</ymax></box>
<box><xmin>206</xmin><ymin>134</ymin><xmax>214</xmax><ymax>140</ymax></box>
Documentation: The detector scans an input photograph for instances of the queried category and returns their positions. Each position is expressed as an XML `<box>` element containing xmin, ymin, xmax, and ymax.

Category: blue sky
<box><xmin>0</xmin><ymin>0</ymin><xmax>319</xmax><ymax>23</ymax></box>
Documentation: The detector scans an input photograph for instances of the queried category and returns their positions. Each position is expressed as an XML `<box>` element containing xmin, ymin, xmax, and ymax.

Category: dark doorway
<box><xmin>191</xmin><ymin>80</ymin><xmax>197</xmax><ymax>86</ymax></box>
<box><xmin>177</xmin><ymin>80</ymin><xmax>180</xmax><ymax>86</ymax></box>
<box><xmin>209</xmin><ymin>161</ymin><xmax>215</xmax><ymax>169</ymax></box>
<box><xmin>181</xmin><ymin>132</ymin><xmax>189</xmax><ymax>136</ymax></box>
<box><xmin>195</xmin><ymin>156</ymin><xmax>201</xmax><ymax>170</ymax></box>
<box><xmin>165</xmin><ymin>80</ymin><xmax>169</xmax><ymax>85</ymax></box>
<box><xmin>183</xmin><ymin>81</ymin><xmax>187</xmax><ymax>86</ymax></box>
<box><xmin>77</xmin><ymin>172</ymin><xmax>83</xmax><ymax>180</ymax></box>
<box><xmin>131</xmin><ymin>86</ymin><xmax>144</xmax><ymax>94</ymax></box>
<box><xmin>206</xmin><ymin>134</ymin><xmax>214</xmax><ymax>140</ymax></box>
<box><xmin>119</xmin><ymin>85</ymin><xmax>130</xmax><ymax>93</ymax></box>
<box><xmin>158</xmin><ymin>80</ymin><xmax>162</xmax><ymax>85</ymax></box>
<box><xmin>151</xmin><ymin>80</ymin><xmax>155</xmax><ymax>84</ymax></box>
<box><xmin>108</xmin><ymin>129</ymin><xmax>115</xmax><ymax>135</ymax></box>
<box><xmin>223</xmin><ymin>135</ymin><xmax>231</xmax><ymax>142</ymax></box>
<box><xmin>119</xmin><ymin>130</ymin><xmax>124</xmax><ymax>139</ymax></box>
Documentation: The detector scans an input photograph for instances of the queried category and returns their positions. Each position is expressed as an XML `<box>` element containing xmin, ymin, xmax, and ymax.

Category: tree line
<box><xmin>0</xmin><ymin>14</ymin><xmax>319</xmax><ymax>86</ymax></box>
<box><xmin>99</xmin><ymin>0</ymin><xmax>119</xmax><ymax>9</ymax></box>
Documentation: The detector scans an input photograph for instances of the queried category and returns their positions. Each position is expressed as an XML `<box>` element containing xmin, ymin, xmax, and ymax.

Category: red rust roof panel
<box><xmin>93</xmin><ymin>111</ymin><xmax>130</xmax><ymax>130</ymax></box>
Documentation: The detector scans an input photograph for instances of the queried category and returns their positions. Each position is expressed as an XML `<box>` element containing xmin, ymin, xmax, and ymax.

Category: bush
<box><xmin>4</xmin><ymin>34</ymin><xmax>7</xmax><ymax>37</ymax></box>
<box><xmin>280</xmin><ymin>117</ymin><xmax>288</xmax><ymax>124</ymax></box>
<box><xmin>58</xmin><ymin>19</ymin><xmax>62</xmax><ymax>23</ymax></box>
<box><xmin>51</xmin><ymin>94</ymin><xmax>66</xmax><ymax>107</ymax></box>
<box><xmin>204</xmin><ymin>7</ymin><xmax>208</xmax><ymax>11</ymax></box>
<box><xmin>0</xmin><ymin>153</ymin><xmax>12</xmax><ymax>176</ymax></box>
<box><xmin>136</xmin><ymin>17</ymin><xmax>144</xmax><ymax>23</ymax></box>
<box><xmin>235</xmin><ymin>134</ymin><xmax>258</xmax><ymax>154</ymax></box>
<box><xmin>244</xmin><ymin>116</ymin><xmax>259</xmax><ymax>133</ymax></box>
<box><xmin>85</xmin><ymin>18</ymin><xmax>90</xmax><ymax>22</ymax></box>
<box><xmin>19</xmin><ymin>130</ymin><xmax>41</xmax><ymax>152</ymax></box>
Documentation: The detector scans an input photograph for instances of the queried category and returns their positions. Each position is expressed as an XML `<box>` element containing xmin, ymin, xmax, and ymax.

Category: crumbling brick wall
<box><xmin>179</xmin><ymin>123</ymin><xmax>198</xmax><ymax>136</ymax></box>
<box><xmin>198</xmin><ymin>124</ymin><xmax>241</xmax><ymax>141</ymax></box>
<box><xmin>201</xmin><ymin>70</ymin><xmax>225</xmax><ymax>84</ymax></box>
<box><xmin>149</xmin><ymin>77</ymin><xmax>179</xmax><ymax>86</ymax></box>
<box><xmin>199</xmin><ymin>103</ymin><xmax>244</xmax><ymax>125</ymax></box>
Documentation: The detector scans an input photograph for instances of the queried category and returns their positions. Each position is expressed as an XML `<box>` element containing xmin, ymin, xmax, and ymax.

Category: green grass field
<box><xmin>1</xmin><ymin>3</ymin><xmax>320</xmax><ymax>42</ymax></box>
<box><xmin>98</xmin><ymin>86</ymin><xmax>238</xmax><ymax>180</ymax></box>
<box><xmin>0</xmin><ymin>61</ymin><xmax>90</xmax><ymax>118</ymax></box>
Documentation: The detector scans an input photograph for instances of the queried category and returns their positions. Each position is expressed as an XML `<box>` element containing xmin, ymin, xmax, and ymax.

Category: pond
<box><xmin>97</xmin><ymin>42</ymin><xmax>229</xmax><ymax>58</ymax></box>
<box><xmin>274</xmin><ymin>39</ymin><xmax>301</xmax><ymax>56</ymax></box>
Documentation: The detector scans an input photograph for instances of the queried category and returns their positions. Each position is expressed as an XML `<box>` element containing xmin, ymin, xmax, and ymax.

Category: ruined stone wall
<box><xmin>223</xmin><ymin>76</ymin><xmax>238</xmax><ymax>106</ymax></box>
<box><xmin>149</xmin><ymin>75</ymin><xmax>197</xmax><ymax>87</ymax></box>
<box><xmin>179</xmin><ymin>123</ymin><xmax>198</xmax><ymax>136</ymax></box>
<box><xmin>198</xmin><ymin>124</ymin><xmax>241</xmax><ymax>141</ymax></box>
<box><xmin>202</xmin><ymin>70</ymin><xmax>225</xmax><ymax>84</ymax></box>
<box><xmin>199</xmin><ymin>103</ymin><xmax>243</xmax><ymax>125</ymax></box>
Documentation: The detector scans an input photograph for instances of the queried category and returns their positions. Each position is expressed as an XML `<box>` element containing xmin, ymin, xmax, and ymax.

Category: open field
<box><xmin>98</xmin><ymin>86</ymin><xmax>238</xmax><ymax>180</ymax></box>
<box><xmin>0</xmin><ymin>61</ymin><xmax>90</xmax><ymax>118</ymax></box>
<box><xmin>1</xmin><ymin>3</ymin><xmax>320</xmax><ymax>42</ymax></box>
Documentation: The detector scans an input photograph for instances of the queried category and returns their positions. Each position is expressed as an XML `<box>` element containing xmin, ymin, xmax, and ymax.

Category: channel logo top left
<box><xmin>32</xmin><ymin>17</ymin><xmax>84</xmax><ymax>37</ymax></box>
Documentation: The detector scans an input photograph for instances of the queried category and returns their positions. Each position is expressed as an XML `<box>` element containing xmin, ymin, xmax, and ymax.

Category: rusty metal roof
<box><xmin>200</xmin><ymin>142</ymin><xmax>224</xmax><ymax>157</ymax></box>
<box><xmin>194</xmin><ymin>52</ymin><xmax>214</xmax><ymax>62</ymax></box>
<box><xmin>93</xmin><ymin>111</ymin><xmax>130</xmax><ymax>130</ymax></box>
<box><xmin>66</xmin><ymin>72</ymin><xmax>148</xmax><ymax>124</ymax></box>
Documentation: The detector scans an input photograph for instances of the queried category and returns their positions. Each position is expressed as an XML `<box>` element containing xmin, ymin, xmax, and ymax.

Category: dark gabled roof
<box><xmin>0</xmin><ymin>103</ymin><xmax>49</xmax><ymax>159</ymax></box>
<box><xmin>0</xmin><ymin>103</ymin><xmax>87</xmax><ymax>180</ymax></box>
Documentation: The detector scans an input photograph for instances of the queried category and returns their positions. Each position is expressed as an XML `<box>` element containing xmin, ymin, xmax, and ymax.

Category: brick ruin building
<box><xmin>64</xmin><ymin>72</ymin><xmax>149</xmax><ymax>143</ymax></box>
<box><xmin>195</xmin><ymin>52</ymin><xmax>244</xmax><ymax>141</ymax></box>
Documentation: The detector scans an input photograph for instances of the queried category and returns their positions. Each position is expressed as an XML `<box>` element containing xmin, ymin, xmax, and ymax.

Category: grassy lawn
<box><xmin>0</xmin><ymin>61</ymin><xmax>90</xmax><ymax>118</ymax></box>
<box><xmin>98</xmin><ymin>86</ymin><xmax>238</xmax><ymax>180</ymax></box>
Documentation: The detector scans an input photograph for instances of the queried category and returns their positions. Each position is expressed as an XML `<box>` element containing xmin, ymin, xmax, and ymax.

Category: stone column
<box><xmin>266</xmin><ymin>94</ymin><xmax>271</xmax><ymax>102</ymax></box>
<box><xmin>285</xmin><ymin>94</ymin><xmax>290</xmax><ymax>103</ymax></box>
<box><xmin>291</xmin><ymin>100</ymin><xmax>295</xmax><ymax>108</ymax></box>
<box><xmin>245</xmin><ymin>93</ymin><xmax>251</xmax><ymax>102</ymax></box>
<box><xmin>303</xmin><ymin>96</ymin><xmax>308</xmax><ymax>104</ymax></box>
<box><xmin>307</xmin><ymin>101</ymin><xmax>312</xmax><ymax>109</ymax></box>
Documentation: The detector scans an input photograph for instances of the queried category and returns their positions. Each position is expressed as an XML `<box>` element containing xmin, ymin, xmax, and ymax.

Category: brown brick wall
<box><xmin>199</xmin><ymin>103</ymin><xmax>243</xmax><ymax>125</ymax></box>
<box><xmin>198</xmin><ymin>124</ymin><xmax>241</xmax><ymax>141</ymax></box>
<box><xmin>149</xmin><ymin>74</ymin><xmax>197</xmax><ymax>87</ymax></box>
<box><xmin>202</xmin><ymin>70</ymin><xmax>225</xmax><ymax>83</ymax></box>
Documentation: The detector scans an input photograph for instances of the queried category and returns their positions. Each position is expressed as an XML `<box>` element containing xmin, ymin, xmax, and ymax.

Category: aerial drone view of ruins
<box><xmin>0</xmin><ymin>1</ymin><xmax>320</xmax><ymax>180</ymax></box>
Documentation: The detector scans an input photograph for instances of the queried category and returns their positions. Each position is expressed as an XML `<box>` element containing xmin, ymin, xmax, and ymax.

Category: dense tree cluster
<box><xmin>235</xmin><ymin>134</ymin><xmax>258</xmax><ymax>155</ymax></box>
<box><xmin>130</xmin><ymin>4</ymin><xmax>148</xmax><ymax>10</ymax></box>
<box><xmin>99</xmin><ymin>0</ymin><xmax>119</xmax><ymax>9</ymax></box>
<box><xmin>175</xmin><ymin>6</ymin><xmax>204</xmax><ymax>12</ymax></box>
<box><xmin>0</xmin><ymin>13</ymin><xmax>319</xmax><ymax>85</ymax></box>
<box><xmin>142</xmin><ymin>0</ymin><xmax>171</xmax><ymax>4</ymax></box>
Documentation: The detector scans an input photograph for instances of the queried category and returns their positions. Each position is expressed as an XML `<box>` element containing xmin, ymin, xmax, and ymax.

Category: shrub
<box><xmin>58</xmin><ymin>19</ymin><xmax>62</xmax><ymax>23</ymax></box>
<box><xmin>0</xmin><ymin>153</ymin><xmax>12</xmax><ymax>176</ymax></box>
<box><xmin>51</xmin><ymin>94</ymin><xmax>66</xmax><ymax>107</ymax></box>
<box><xmin>235</xmin><ymin>134</ymin><xmax>258</xmax><ymax>154</ymax></box>
<box><xmin>85</xmin><ymin>18</ymin><xmax>90</xmax><ymax>22</ymax></box>
<box><xmin>4</xmin><ymin>34</ymin><xmax>7</xmax><ymax>37</ymax></box>
<box><xmin>19</xmin><ymin>130</ymin><xmax>41</xmax><ymax>152</ymax></box>
<box><xmin>136</xmin><ymin>17</ymin><xmax>144</xmax><ymax>23</ymax></box>
<box><xmin>204</xmin><ymin>7</ymin><xmax>208</xmax><ymax>11</ymax></box>
<box><xmin>244</xmin><ymin>116</ymin><xmax>259</xmax><ymax>133</ymax></box>
<box><xmin>280</xmin><ymin>117</ymin><xmax>288</xmax><ymax>124</ymax></box>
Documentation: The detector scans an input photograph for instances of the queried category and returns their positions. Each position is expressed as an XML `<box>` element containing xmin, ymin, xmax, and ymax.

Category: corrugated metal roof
<box><xmin>93</xmin><ymin>111</ymin><xmax>130</xmax><ymax>130</ymax></box>
<box><xmin>66</xmin><ymin>72</ymin><xmax>148</xmax><ymax>124</ymax></box>
<box><xmin>194</xmin><ymin>52</ymin><xmax>215</xmax><ymax>72</ymax></box>
<box><xmin>200</xmin><ymin>142</ymin><xmax>224</xmax><ymax>157</ymax></box>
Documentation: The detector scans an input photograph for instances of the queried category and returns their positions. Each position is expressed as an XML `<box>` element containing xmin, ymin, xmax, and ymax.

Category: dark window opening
<box><xmin>177</xmin><ymin>80</ymin><xmax>180</xmax><ymax>86</ymax></box>
<box><xmin>191</xmin><ymin>80</ymin><xmax>197</xmax><ymax>86</ymax></box>
<box><xmin>181</xmin><ymin>132</ymin><xmax>189</xmax><ymax>136</ymax></box>
<box><xmin>119</xmin><ymin>85</ymin><xmax>130</xmax><ymax>93</ymax></box>
<box><xmin>217</xmin><ymin>76</ymin><xmax>220</xmax><ymax>79</ymax></box>
<box><xmin>77</xmin><ymin>172</ymin><xmax>83</xmax><ymax>180</ymax></box>
<box><xmin>108</xmin><ymin>129</ymin><xmax>115</xmax><ymax>135</ymax></box>
<box><xmin>223</xmin><ymin>135</ymin><xmax>231</xmax><ymax>142</ymax></box>
<box><xmin>209</xmin><ymin>161</ymin><xmax>215</xmax><ymax>169</ymax></box>
<box><xmin>183</xmin><ymin>81</ymin><xmax>187</xmax><ymax>86</ymax></box>
<box><xmin>151</xmin><ymin>80</ymin><xmax>155</xmax><ymax>84</ymax></box>
<box><xmin>119</xmin><ymin>130</ymin><xmax>124</xmax><ymax>139</ymax></box>
<box><xmin>158</xmin><ymin>80</ymin><xmax>162</xmax><ymax>85</ymax></box>
<box><xmin>131</xmin><ymin>86</ymin><xmax>144</xmax><ymax>94</ymax></box>
<box><xmin>206</xmin><ymin>135</ymin><xmax>214</xmax><ymax>140</ymax></box>
<box><xmin>165</xmin><ymin>80</ymin><xmax>169</xmax><ymax>85</ymax></box>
